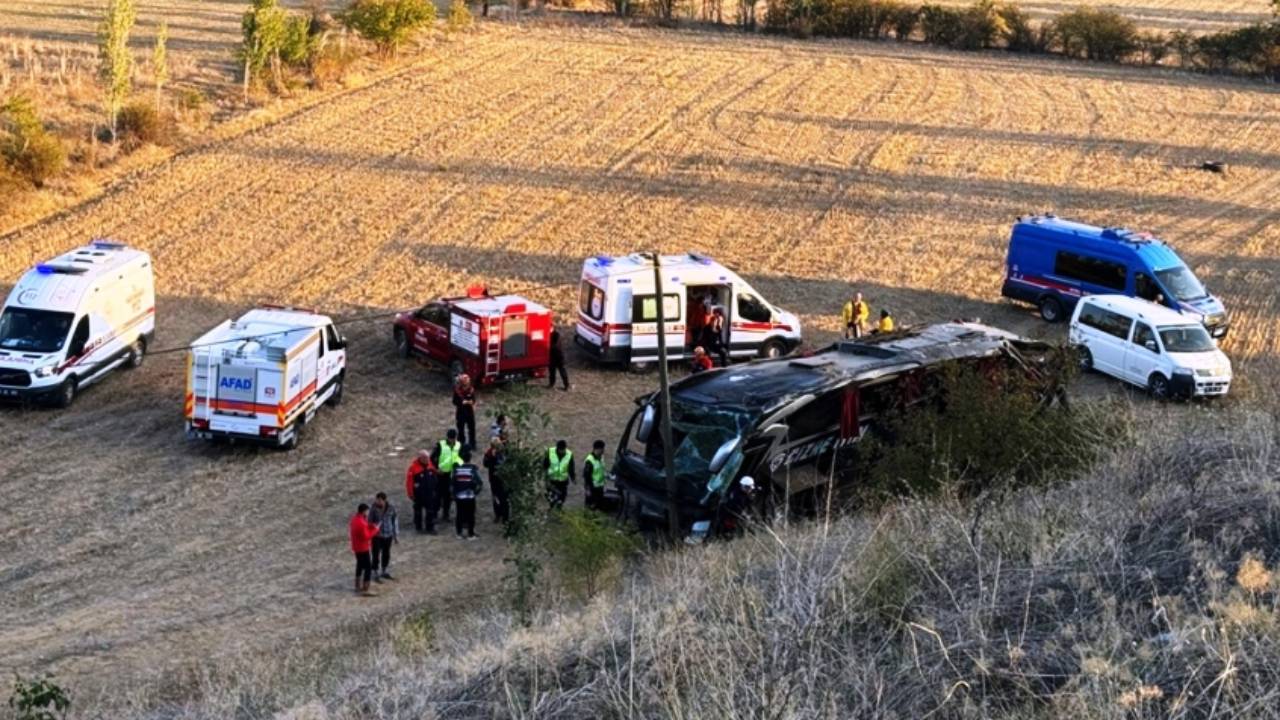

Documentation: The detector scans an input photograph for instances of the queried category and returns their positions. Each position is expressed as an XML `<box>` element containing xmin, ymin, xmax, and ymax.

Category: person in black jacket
<box><xmin>451</xmin><ymin>448</ymin><xmax>484</xmax><ymax>540</ymax></box>
<box><xmin>547</xmin><ymin>329</ymin><xmax>570</xmax><ymax>391</ymax></box>
<box><xmin>453</xmin><ymin>374</ymin><xmax>478</xmax><ymax>450</ymax></box>
<box><xmin>483</xmin><ymin>437</ymin><xmax>509</xmax><ymax>524</ymax></box>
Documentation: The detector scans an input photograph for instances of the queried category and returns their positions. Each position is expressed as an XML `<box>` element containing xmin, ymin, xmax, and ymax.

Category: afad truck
<box><xmin>186</xmin><ymin>306</ymin><xmax>346</xmax><ymax>449</ymax></box>
<box><xmin>0</xmin><ymin>240</ymin><xmax>154</xmax><ymax>407</ymax></box>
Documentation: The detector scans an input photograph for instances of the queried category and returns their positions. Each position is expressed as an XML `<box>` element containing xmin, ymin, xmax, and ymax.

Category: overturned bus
<box><xmin>611</xmin><ymin>322</ymin><xmax>1053</xmax><ymax>526</ymax></box>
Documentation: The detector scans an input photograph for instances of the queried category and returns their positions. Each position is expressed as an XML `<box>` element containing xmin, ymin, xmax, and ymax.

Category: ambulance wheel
<box><xmin>55</xmin><ymin>377</ymin><xmax>77</xmax><ymax>409</ymax></box>
<box><xmin>449</xmin><ymin>359</ymin><xmax>465</xmax><ymax>382</ymax></box>
<box><xmin>282</xmin><ymin>423</ymin><xmax>301</xmax><ymax>450</ymax></box>
<box><xmin>630</xmin><ymin>361</ymin><xmax>655</xmax><ymax>374</ymax></box>
<box><xmin>126</xmin><ymin>338</ymin><xmax>146</xmax><ymax>369</ymax></box>
<box><xmin>394</xmin><ymin>329</ymin><xmax>410</xmax><ymax>359</ymax></box>
<box><xmin>327</xmin><ymin>373</ymin><xmax>345</xmax><ymax>407</ymax></box>
<box><xmin>760</xmin><ymin>339</ymin><xmax>786</xmax><ymax>360</ymax></box>
<box><xmin>1038</xmin><ymin>296</ymin><xmax>1064</xmax><ymax>323</ymax></box>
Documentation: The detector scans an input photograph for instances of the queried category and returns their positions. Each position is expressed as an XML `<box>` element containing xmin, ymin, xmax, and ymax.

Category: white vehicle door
<box><xmin>1090</xmin><ymin>309</ymin><xmax>1131</xmax><ymax>378</ymax></box>
<box><xmin>1125</xmin><ymin>322</ymin><xmax>1161</xmax><ymax>386</ymax></box>
<box><xmin>730</xmin><ymin>290</ymin><xmax>774</xmax><ymax>356</ymax></box>
<box><xmin>319</xmin><ymin>325</ymin><xmax>344</xmax><ymax>393</ymax></box>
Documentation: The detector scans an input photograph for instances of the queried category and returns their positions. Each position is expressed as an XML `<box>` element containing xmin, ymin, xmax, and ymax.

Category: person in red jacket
<box><xmin>690</xmin><ymin>346</ymin><xmax>714</xmax><ymax>374</ymax></box>
<box><xmin>349</xmin><ymin>503</ymin><xmax>381</xmax><ymax>596</ymax></box>
<box><xmin>405</xmin><ymin>450</ymin><xmax>436</xmax><ymax>534</ymax></box>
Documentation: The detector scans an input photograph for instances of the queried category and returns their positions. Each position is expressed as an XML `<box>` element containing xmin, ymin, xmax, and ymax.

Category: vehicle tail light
<box><xmin>191</xmin><ymin>418</ymin><xmax>209</xmax><ymax>430</ymax></box>
<box><xmin>601</xmin><ymin>323</ymin><xmax>611</xmax><ymax>347</ymax></box>
<box><xmin>260</xmin><ymin>426</ymin><xmax>279</xmax><ymax>437</ymax></box>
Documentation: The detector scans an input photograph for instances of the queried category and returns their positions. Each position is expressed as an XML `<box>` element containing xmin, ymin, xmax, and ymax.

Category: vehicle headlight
<box><xmin>33</xmin><ymin>364</ymin><xmax>56</xmax><ymax>378</ymax></box>
<box><xmin>1194</xmin><ymin>368</ymin><xmax>1213</xmax><ymax>377</ymax></box>
<box><xmin>1174</xmin><ymin>368</ymin><xmax>1194</xmax><ymax>376</ymax></box>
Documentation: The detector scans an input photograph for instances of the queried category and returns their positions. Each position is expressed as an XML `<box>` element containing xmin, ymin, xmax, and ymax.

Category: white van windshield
<box><xmin>1155</xmin><ymin>266</ymin><xmax>1208</xmax><ymax>302</ymax></box>
<box><xmin>1159</xmin><ymin>325</ymin><xmax>1214</xmax><ymax>353</ymax></box>
<box><xmin>0</xmin><ymin>308</ymin><xmax>75</xmax><ymax>353</ymax></box>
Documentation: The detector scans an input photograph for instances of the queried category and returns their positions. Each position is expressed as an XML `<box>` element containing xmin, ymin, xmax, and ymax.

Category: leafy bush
<box><xmin>1052</xmin><ymin>6</ymin><xmax>1138</xmax><ymax>62</ymax></box>
<box><xmin>998</xmin><ymin>3</ymin><xmax>1048</xmax><ymax>52</ymax></box>
<box><xmin>241</xmin><ymin>0</ymin><xmax>289</xmax><ymax>81</ymax></box>
<box><xmin>340</xmin><ymin>0</ymin><xmax>436</xmax><ymax>56</ymax></box>
<box><xmin>446</xmin><ymin>0</ymin><xmax>473</xmax><ymax>32</ymax></box>
<box><xmin>279</xmin><ymin>13</ymin><xmax>319</xmax><ymax>67</ymax></box>
<box><xmin>1195</xmin><ymin>23</ymin><xmax>1280</xmax><ymax>78</ymax></box>
<box><xmin>0</xmin><ymin>95</ymin><xmax>66</xmax><ymax>188</ymax></box>
<box><xmin>888</xmin><ymin>2</ymin><xmax>919</xmax><ymax>40</ymax></box>
<box><xmin>8</xmin><ymin>675</ymin><xmax>70</xmax><ymax>720</ymax></box>
<box><xmin>547</xmin><ymin>509</ymin><xmax>640</xmax><ymax>600</ymax></box>
<box><xmin>117</xmin><ymin>100</ymin><xmax>171</xmax><ymax>147</ymax></box>
<box><xmin>919</xmin><ymin>4</ymin><xmax>963</xmax><ymax>46</ymax></box>
<box><xmin>1135</xmin><ymin>30</ymin><xmax>1169</xmax><ymax>65</ymax></box>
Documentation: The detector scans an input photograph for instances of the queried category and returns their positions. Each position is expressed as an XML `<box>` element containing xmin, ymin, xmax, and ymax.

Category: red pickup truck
<box><xmin>393</xmin><ymin>288</ymin><xmax>553</xmax><ymax>386</ymax></box>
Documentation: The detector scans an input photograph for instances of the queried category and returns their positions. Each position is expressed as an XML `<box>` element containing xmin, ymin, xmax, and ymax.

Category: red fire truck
<box><xmin>392</xmin><ymin>287</ymin><xmax>553</xmax><ymax>386</ymax></box>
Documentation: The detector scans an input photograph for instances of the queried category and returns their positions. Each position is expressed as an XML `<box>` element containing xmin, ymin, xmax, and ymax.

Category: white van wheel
<box><xmin>1077</xmin><ymin>346</ymin><xmax>1093</xmax><ymax>372</ymax></box>
<box><xmin>1038</xmin><ymin>296</ymin><xmax>1064</xmax><ymax>323</ymax></box>
<box><xmin>55</xmin><ymin>378</ymin><xmax>77</xmax><ymax>409</ymax></box>
<box><xmin>630</xmin><ymin>361</ymin><xmax>655</xmax><ymax>374</ymax></box>
<box><xmin>327</xmin><ymin>374</ymin><xmax>344</xmax><ymax>407</ymax></box>
<box><xmin>1148</xmin><ymin>373</ymin><xmax>1170</xmax><ymax>400</ymax></box>
<box><xmin>127</xmin><ymin>338</ymin><xmax>146</xmax><ymax>369</ymax></box>
<box><xmin>760</xmin><ymin>339</ymin><xmax>786</xmax><ymax>359</ymax></box>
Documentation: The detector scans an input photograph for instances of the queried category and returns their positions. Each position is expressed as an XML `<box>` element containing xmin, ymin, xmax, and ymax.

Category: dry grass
<box><xmin>2</xmin><ymin>18</ymin><xmax>1279</xmax><ymax>702</ymax></box>
<box><xmin>925</xmin><ymin>0</ymin><xmax>1274</xmax><ymax>33</ymax></box>
<box><xmin>84</xmin><ymin>410</ymin><xmax>1280</xmax><ymax>719</ymax></box>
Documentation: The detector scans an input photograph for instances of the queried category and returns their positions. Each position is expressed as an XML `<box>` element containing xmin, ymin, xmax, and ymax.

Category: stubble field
<box><xmin>2</xmin><ymin>17</ymin><xmax>1279</xmax><ymax>698</ymax></box>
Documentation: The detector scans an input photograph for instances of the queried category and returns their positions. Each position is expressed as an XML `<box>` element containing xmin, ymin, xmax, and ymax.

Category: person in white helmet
<box><xmin>718</xmin><ymin>475</ymin><xmax>757</xmax><ymax>538</ymax></box>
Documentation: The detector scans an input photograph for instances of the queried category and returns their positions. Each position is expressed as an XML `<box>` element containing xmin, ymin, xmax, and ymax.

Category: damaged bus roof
<box><xmin>668</xmin><ymin>322</ymin><xmax>1036</xmax><ymax>413</ymax></box>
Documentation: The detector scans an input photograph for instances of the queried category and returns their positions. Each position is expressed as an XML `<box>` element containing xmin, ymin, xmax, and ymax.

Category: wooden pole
<box><xmin>652</xmin><ymin>252</ymin><xmax>681</xmax><ymax>539</ymax></box>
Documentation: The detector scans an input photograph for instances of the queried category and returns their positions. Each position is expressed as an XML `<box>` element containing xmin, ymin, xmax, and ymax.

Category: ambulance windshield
<box><xmin>0</xmin><ymin>308</ymin><xmax>75</xmax><ymax>353</ymax></box>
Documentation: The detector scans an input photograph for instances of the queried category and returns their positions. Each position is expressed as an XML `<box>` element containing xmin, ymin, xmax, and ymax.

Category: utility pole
<box><xmin>651</xmin><ymin>252</ymin><xmax>681</xmax><ymax>539</ymax></box>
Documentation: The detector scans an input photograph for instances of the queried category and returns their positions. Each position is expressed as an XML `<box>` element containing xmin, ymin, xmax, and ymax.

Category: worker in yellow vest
<box><xmin>583</xmin><ymin>440</ymin><xmax>608</xmax><ymax>510</ymax></box>
<box><xmin>544</xmin><ymin>439</ymin><xmax>575</xmax><ymax>510</ymax></box>
<box><xmin>432</xmin><ymin>429</ymin><xmax>463</xmax><ymax>522</ymax></box>
<box><xmin>876</xmin><ymin>309</ymin><xmax>895</xmax><ymax>334</ymax></box>
<box><xmin>842</xmin><ymin>292</ymin><xmax>870</xmax><ymax>339</ymax></box>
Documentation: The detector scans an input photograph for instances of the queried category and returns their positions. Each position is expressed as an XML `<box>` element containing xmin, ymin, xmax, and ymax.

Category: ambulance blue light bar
<box><xmin>593</xmin><ymin>255</ymin><xmax>614</xmax><ymax>266</ymax></box>
<box><xmin>91</xmin><ymin>239</ymin><xmax>126</xmax><ymax>250</ymax></box>
<box><xmin>36</xmin><ymin>264</ymin><xmax>55</xmax><ymax>274</ymax></box>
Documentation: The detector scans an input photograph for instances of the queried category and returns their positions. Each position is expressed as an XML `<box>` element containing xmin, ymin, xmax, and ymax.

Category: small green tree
<box><xmin>8</xmin><ymin>675</ymin><xmax>70</xmax><ymax>720</ymax></box>
<box><xmin>98</xmin><ymin>0</ymin><xmax>137</xmax><ymax>138</ymax></box>
<box><xmin>241</xmin><ymin>0</ymin><xmax>289</xmax><ymax>95</ymax></box>
<box><xmin>446</xmin><ymin>0</ymin><xmax>474</xmax><ymax>32</ymax></box>
<box><xmin>151</xmin><ymin>22</ymin><xmax>169</xmax><ymax>112</ymax></box>
<box><xmin>1</xmin><ymin>96</ymin><xmax>66</xmax><ymax>188</ymax></box>
<box><xmin>547</xmin><ymin>509</ymin><xmax>639</xmax><ymax>600</ymax></box>
<box><xmin>490</xmin><ymin>388</ymin><xmax>552</xmax><ymax>626</ymax></box>
<box><xmin>339</xmin><ymin>0</ymin><xmax>436</xmax><ymax>56</ymax></box>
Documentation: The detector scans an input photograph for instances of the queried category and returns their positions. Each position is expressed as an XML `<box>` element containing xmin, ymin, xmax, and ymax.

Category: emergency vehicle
<box><xmin>0</xmin><ymin>240</ymin><xmax>154</xmax><ymax>407</ymax></box>
<box><xmin>185</xmin><ymin>306</ymin><xmax>347</xmax><ymax>449</ymax></box>
<box><xmin>575</xmin><ymin>253</ymin><xmax>802</xmax><ymax>369</ymax></box>
<box><xmin>392</xmin><ymin>287</ymin><xmax>553</xmax><ymax>386</ymax></box>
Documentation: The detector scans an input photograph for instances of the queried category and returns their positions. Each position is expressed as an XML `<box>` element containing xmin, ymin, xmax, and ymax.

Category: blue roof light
<box><xmin>36</xmin><ymin>264</ymin><xmax>55</xmax><ymax>275</ymax></box>
<box><xmin>594</xmin><ymin>255</ymin><xmax>614</xmax><ymax>266</ymax></box>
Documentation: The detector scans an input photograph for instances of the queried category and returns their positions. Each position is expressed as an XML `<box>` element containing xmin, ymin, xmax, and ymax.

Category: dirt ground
<box><xmin>1</xmin><ymin>21</ymin><xmax>1278</xmax><ymax>695</ymax></box>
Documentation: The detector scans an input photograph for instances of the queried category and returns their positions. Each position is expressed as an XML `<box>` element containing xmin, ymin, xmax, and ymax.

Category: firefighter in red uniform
<box><xmin>405</xmin><ymin>449</ymin><xmax>436</xmax><ymax>534</ymax></box>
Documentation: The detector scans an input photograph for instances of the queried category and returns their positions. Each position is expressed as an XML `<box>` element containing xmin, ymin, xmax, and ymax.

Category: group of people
<box><xmin>842</xmin><ymin>292</ymin><xmax>894</xmax><ymax>339</ymax></box>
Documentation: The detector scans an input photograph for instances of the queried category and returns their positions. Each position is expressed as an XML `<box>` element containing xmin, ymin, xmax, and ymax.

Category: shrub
<box><xmin>279</xmin><ymin>13</ymin><xmax>319</xmax><ymax>67</ymax></box>
<box><xmin>1052</xmin><ymin>6</ymin><xmax>1138</xmax><ymax>62</ymax></box>
<box><xmin>308</xmin><ymin>39</ymin><xmax>359</xmax><ymax>89</ymax></box>
<box><xmin>1167</xmin><ymin>29</ymin><xmax>1198</xmax><ymax>67</ymax></box>
<box><xmin>919</xmin><ymin>4</ymin><xmax>964</xmax><ymax>46</ymax></box>
<box><xmin>8</xmin><ymin>675</ymin><xmax>70</xmax><ymax>720</ymax></box>
<box><xmin>117</xmin><ymin>100</ymin><xmax>171</xmax><ymax>147</ymax></box>
<box><xmin>176</xmin><ymin>86</ymin><xmax>206</xmax><ymax>111</ymax></box>
<box><xmin>546</xmin><ymin>509</ymin><xmax>640</xmax><ymax>600</ymax></box>
<box><xmin>999</xmin><ymin>3</ymin><xmax>1048</xmax><ymax>52</ymax></box>
<box><xmin>1135</xmin><ymin>30</ymin><xmax>1169</xmax><ymax>65</ymax></box>
<box><xmin>340</xmin><ymin>0</ymin><xmax>436</xmax><ymax>56</ymax></box>
<box><xmin>888</xmin><ymin>2</ymin><xmax>919</xmax><ymax>40</ymax></box>
<box><xmin>0</xmin><ymin>95</ymin><xmax>66</xmax><ymax>188</ymax></box>
<box><xmin>1195</xmin><ymin>23</ymin><xmax>1280</xmax><ymax>78</ymax></box>
<box><xmin>446</xmin><ymin>0</ymin><xmax>473</xmax><ymax>32</ymax></box>
<box><xmin>954</xmin><ymin>0</ymin><xmax>1008</xmax><ymax>50</ymax></box>
<box><xmin>241</xmin><ymin>0</ymin><xmax>289</xmax><ymax>82</ymax></box>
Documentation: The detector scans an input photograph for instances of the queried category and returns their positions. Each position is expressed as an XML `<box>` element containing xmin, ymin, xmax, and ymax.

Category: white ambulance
<box><xmin>185</xmin><ymin>306</ymin><xmax>346</xmax><ymax>449</ymax></box>
<box><xmin>574</xmin><ymin>253</ymin><xmax>802</xmax><ymax>369</ymax></box>
<box><xmin>0</xmin><ymin>240</ymin><xmax>155</xmax><ymax>407</ymax></box>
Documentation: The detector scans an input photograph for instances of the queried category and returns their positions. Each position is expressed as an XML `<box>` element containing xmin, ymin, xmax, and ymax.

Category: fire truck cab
<box><xmin>393</xmin><ymin>287</ymin><xmax>553</xmax><ymax>386</ymax></box>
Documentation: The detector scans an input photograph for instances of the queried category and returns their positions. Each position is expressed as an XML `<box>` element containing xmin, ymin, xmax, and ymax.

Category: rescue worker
<box><xmin>876</xmin><ymin>309</ymin><xmax>895</xmax><ymax>334</ymax></box>
<box><xmin>451</xmin><ymin>447</ymin><xmax>484</xmax><ymax>540</ymax></box>
<box><xmin>583</xmin><ymin>439</ymin><xmax>608</xmax><ymax>510</ymax></box>
<box><xmin>453</xmin><ymin>374</ymin><xmax>477</xmax><ymax>450</ymax></box>
<box><xmin>547</xmin><ymin>329</ymin><xmax>570</xmax><ymax>391</ymax></box>
<box><xmin>405</xmin><ymin>449</ymin><xmax>436</xmax><ymax>534</ymax></box>
<box><xmin>717</xmin><ymin>476</ymin><xmax>757</xmax><ymax>538</ymax></box>
<box><xmin>691</xmin><ymin>346</ymin><xmax>714</xmax><ymax>374</ymax></box>
<box><xmin>348</xmin><ymin>503</ymin><xmax>380</xmax><ymax>596</ymax></box>
<box><xmin>702</xmin><ymin>307</ymin><xmax>728</xmax><ymax>367</ymax></box>
<box><xmin>842</xmin><ymin>292</ymin><xmax>870</xmax><ymax>339</ymax></box>
<box><xmin>545</xmin><ymin>439</ymin><xmax>575</xmax><ymax>509</ymax></box>
<box><xmin>483</xmin><ymin>437</ymin><xmax>509</xmax><ymax>524</ymax></box>
<box><xmin>367</xmin><ymin>492</ymin><xmax>399</xmax><ymax>581</ymax></box>
<box><xmin>432</xmin><ymin>429</ymin><xmax>463</xmax><ymax>522</ymax></box>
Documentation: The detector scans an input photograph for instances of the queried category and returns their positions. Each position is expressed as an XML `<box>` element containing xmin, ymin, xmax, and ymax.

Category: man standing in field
<box><xmin>453</xmin><ymin>374</ymin><xmax>477</xmax><ymax>450</ymax></box>
<box><xmin>583</xmin><ymin>439</ymin><xmax>608</xmax><ymax>510</ymax></box>
<box><xmin>843</xmin><ymin>292</ymin><xmax>870</xmax><ymax>339</ymax></box>
<box><xmin>433</xmin><ymin>429</ymin><xmax>463</xmax><ymax>522</ymax></box>
<box><xmin>406</xmin><ymin>449</ymin><xmax>436</xmax><ymax>534</ymax></box>
<box><xmin>451</xmin><ymin>448</ymin><xmax>484</xmax><ymax>540</ymax></box>
<box><xmin>367</xmin><ymin>492</ymin><xmax>399</xmax><ymax>581</ymax></box>
<box><xmin>545</xmin><ymin>439</ymin><xmax>575</xmax><ymax>510</ymax></box>
<box><xmin>547</xmin><ymin>329</ymin><xmax>570</xmax><ymax>391</ymax></box>
<box><xmin>348</xmin><ymin>503</ymin><xmax>380</xmax><ymax>596</ymax></box>
<box><xmin>483</xmin><ymin>437</ymin><xmax>509</xmax><ymax>524</ymax></box>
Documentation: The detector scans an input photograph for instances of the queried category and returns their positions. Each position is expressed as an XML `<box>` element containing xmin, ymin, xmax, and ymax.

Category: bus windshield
<box><xmin>0</xmin><ymin>307</ymin><xmax>75</xmax><ymax>353</ymax></box>
<box><xmin>1155</xmin><ymin>266</ymin><xmax>1208</xmax><ymax>302</ymax></box>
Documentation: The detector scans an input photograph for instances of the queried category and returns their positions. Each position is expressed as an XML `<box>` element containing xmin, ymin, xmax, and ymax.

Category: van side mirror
<box><xmin>709</xmin><ymin>437</ymin><xmax>742</xmax><ymax>473</ymax></box>
<box><xmin>637</xmin><ymin>405</ymin><xmax>656</xmax><ymax>443</ymax></box>
<box><xmin>1144</xmin><ymin>340</ymin><xmax>1158</xmax><ymax>353</ymax></box>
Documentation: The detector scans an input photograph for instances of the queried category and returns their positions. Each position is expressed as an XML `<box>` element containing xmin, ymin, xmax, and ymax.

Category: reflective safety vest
<box><xmin>584</xmin><ymin>454</ymin><xmax>607</xmax><ymax>488</ymax></box>
<box><xmin>547</xmin><ymin>448</ymin><xmax>572</xmax><ymax>482</ymax></box>
<box><xmin>438</xmin><ymin>440</ymin><xmax>462</xmax><ymax>473</ymax></box>
<box><xmin>878</xmin><ymin>316</ymin><xmax>895</xmax><ymax>333</ymax></box>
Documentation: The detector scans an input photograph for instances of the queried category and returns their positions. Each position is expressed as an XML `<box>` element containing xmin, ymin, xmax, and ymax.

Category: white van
<box><xmin>575</xmin><ymin>253</ymin><xmax>802</xmax><ymax>369</ymax></box>
<box><xmin>1069</xmin><ymin>294</ymin><xmax>1230</xmax><ymax>399</ymax></box>
<box><xmin>0</xmin><ymin>240</ymin><xmax>155</xmax><ymax>407</ymax></box>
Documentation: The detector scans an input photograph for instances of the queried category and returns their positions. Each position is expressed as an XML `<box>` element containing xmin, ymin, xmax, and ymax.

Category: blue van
<box><xmin>1001</xmin><ymin>215</ymin><xmax>1229</xmax><ymax>338</ymax></box>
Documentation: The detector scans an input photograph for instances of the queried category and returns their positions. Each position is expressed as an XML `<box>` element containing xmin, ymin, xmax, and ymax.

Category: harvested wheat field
<box><xmin>2</xmin><ymin>20</ymin><xmax>1280</xmax><ymax>695</ymax></box>
<box><xmin>931</xmin><ymin>0</ymin><xmax>1274</xmax><ymax>32</ymax></box>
